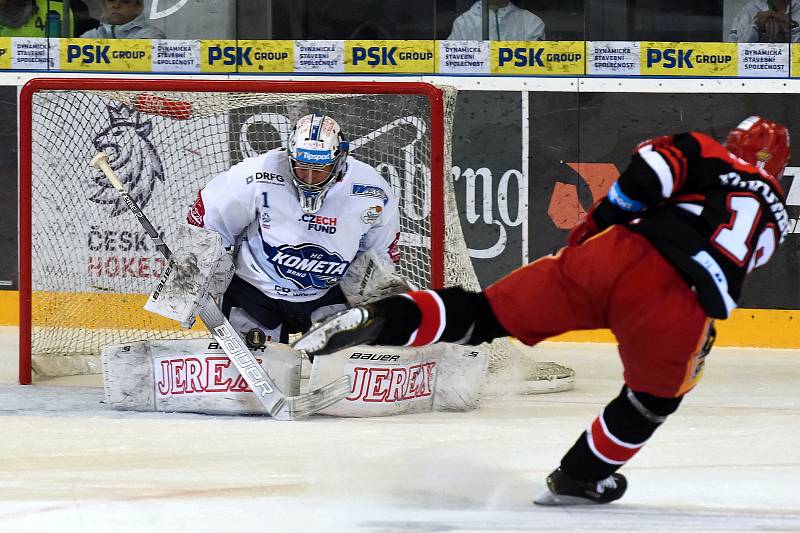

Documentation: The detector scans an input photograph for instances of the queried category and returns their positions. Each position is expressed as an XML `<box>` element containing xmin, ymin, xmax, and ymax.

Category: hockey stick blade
<box><xmin>91</xmin><ymin>151</ymin><xmax>350</xmax><ymax>420</ymax></box>
<box><xmin>198</xmin><ymin>295</ymin><xmax>351</xmax><ymax>420</ymax></box>
<box><xmin>277</xmin><ymin>375</ymin><xmax>352</xmax><ymax>420</ymax></box>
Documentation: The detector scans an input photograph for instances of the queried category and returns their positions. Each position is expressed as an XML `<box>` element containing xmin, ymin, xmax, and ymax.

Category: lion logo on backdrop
<box><xmin>90</xmin><ymin>103</ymin><xmax>165</xmax><ymax>217</ymax></box>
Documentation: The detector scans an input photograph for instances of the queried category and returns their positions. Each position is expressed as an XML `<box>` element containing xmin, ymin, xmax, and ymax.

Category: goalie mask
<box><xmin>287</xmin><ymin>114</ymin><xmax>349</xmax><ymax>214</ymax></box>
<box><xmin>725</xmin><ymin>116</ymin><xmax>791</xmax><ymax>179</ymax></box>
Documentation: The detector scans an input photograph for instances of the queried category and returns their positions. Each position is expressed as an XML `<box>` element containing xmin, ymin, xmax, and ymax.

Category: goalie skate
<box><xmin>522</xmin><ymin>361</ymin><xmax>576</xmax><ymax>395</ymax></box>
<box><xmin>534</xmin><ymin>468</ymin><xmax>627</xmax><ymax>506</ymax></box>
<box><xmin>292</xmin><ymin>307</ymin><xmax>384</xmax><ymax>356</ymax></box>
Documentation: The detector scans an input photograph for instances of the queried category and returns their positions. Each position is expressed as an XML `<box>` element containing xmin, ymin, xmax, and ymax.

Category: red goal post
<box><xmin>18</xmin><ymin>78</ymin><xmax>451</xmax><ymax>384</ymax></box>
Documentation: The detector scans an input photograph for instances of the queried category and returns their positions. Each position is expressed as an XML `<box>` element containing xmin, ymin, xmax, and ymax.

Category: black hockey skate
<box><xmin>534</xmin><ymin>468</ymin><xmax>627</xmax><ymax>505</ymax></box>
<box><xmin>291</xmin><ymin>306</ymin><xmax>385</xmax><ymax>356</ymax></box>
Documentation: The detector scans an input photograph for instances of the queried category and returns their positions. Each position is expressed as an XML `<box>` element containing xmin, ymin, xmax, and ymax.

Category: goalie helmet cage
<box><xmin>19</xmin><ymin>77</ymin><xmax>574</xmax><ymax>391</ymax></box>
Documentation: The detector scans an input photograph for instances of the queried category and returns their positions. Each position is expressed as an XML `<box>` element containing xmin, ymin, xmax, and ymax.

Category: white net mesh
<box><xmin>437</xmin><ymin>87</ymin><xmax>574</xmax><ymax>389</ymax></box>
<box><xmin>25</xmin><ymin>81</ymin><xmax>573</xmax><ymax>389</ymax></box>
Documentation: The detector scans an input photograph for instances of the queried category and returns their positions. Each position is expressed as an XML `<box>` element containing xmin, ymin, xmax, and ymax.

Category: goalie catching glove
<box><xmin>338</xmin><ymin>249</ymin><xmax>417</xmax><ymax>306</ymax></box>
<box><xmin>145</xmin><ymin>224</ymin><xmax>235</xmax><ymax>327</ymax></box>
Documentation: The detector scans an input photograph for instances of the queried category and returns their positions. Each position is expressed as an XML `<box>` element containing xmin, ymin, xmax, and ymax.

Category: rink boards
<box><xmin>1</xmin><ymin>289</ymin><xmax>798</xmax><ymax>348</ymax></box>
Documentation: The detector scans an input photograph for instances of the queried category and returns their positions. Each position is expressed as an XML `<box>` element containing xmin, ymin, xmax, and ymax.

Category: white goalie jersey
<box><xmin>187</xmin><ymin>148</ymin><xmax>401</xmax><ymax>302</ymax></box>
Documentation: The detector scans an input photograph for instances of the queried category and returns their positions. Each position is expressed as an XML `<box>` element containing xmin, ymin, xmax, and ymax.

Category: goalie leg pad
<box><xmin>102</xmin><ymin>338</ymin><xmax>301</xmax><ymax>415</ymax></box>
<box><xmin>145</xmin><ymin>225</ymin><xmax>234</xmax><ymax>324</ymax></box>
<box><xmin>308</xmin><ymin>343</ymin><xmax>488</xmax><ymax>417</ymax></box>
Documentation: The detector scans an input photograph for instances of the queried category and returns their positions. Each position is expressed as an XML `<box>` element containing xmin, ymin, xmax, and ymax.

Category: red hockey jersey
<box><xmin>613</xmin><ymin>132</ymin><xmax>788</xmax><ymax>318</ymax></box>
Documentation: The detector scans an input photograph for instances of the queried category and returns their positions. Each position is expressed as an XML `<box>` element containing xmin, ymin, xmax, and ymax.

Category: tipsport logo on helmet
<box><xmin>295</xmin><ymin>148</ymin><xmax>335</xmax><ymax>164</ymax></box>
<box><xmin>263</xmin><ymin>242</ymin><xmax>349</xmax><ymax>290</ymax></box>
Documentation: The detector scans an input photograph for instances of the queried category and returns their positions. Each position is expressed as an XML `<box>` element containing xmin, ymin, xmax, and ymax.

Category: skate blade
<box><xmin>520</xmin><ymin>362</ymin><xmax>576</xmax><ymax>395</ymax></box>
<box><xmin>291</xmin><ymin>308</ymin><xmax>369</xmax><ymax>355</ymax></box>
<box><xmin>533</xmin><ymin>488</ymin><xmax>600</xmax><ymax>506</ymax></box>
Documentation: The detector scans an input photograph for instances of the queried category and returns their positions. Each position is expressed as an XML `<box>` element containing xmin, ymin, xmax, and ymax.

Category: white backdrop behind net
<box><xmin>28</xmin><ymin>86</ymin><xmax>573</xmax><ymax>389</ymax></box>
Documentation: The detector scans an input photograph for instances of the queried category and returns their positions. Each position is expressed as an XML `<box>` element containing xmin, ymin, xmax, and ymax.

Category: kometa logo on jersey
<box><xmin>263</xmin><ymin>241</ymin><xmax>349</xmax><ymax>289</ymax></box>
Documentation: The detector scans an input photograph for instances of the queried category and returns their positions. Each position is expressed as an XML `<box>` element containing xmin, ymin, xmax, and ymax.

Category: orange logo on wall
<box><xmin>548</xmin><ymin>163</ymin><xmax>620</xmax><ymax>229</ymax></box>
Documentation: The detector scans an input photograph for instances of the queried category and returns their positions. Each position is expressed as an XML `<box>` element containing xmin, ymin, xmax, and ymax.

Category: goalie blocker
<box><xmin>144</xmin><ymin>224</ymin><xmax>235</xmax><ymax>327</ymax></box>
<box><xmin>103</xmin><ymin>339</ymin><xmax>487</xmax><ymax>417</ymax></box>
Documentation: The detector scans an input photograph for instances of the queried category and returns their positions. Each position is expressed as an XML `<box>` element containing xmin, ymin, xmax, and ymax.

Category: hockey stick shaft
<box><xmin>90</xmin><ymin>152</ymin><xmax>285</xmax><ymax>414</ymax></box>
<box><xmin>91</xmin><ymin>155</ymin><xmax>172</xmax><ymax>260</ymax></box>
<box><xmin>90</xmin><ymin>152</ymin><xmax>349</xmax><ymax>420</ymax></box>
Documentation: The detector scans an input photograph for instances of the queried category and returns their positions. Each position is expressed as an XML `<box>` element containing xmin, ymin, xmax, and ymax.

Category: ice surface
<box><xmin>1</xmin><ymin>327</ymin><xmax>798</xmax><ymax>532</ymax></box>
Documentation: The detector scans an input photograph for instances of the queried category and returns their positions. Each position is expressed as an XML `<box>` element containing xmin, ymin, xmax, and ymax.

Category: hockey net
<box><xmin>19</xmin><ymin>78</ymin><xmax>573</xmax><ymax>391</ymax></box>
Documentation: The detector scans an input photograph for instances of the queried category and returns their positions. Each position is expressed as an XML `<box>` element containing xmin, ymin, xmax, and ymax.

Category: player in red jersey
<box><xmin>293</xmin><ymin>116</ymin><xmax>791</xmax><ymax>505</ymax></box>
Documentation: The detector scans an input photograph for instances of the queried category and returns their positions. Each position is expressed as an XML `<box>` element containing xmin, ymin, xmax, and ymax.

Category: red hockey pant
<box><xmin>485</xmin><ymin>226</ymin><xmax>713</xmax><ymax>397</ymax></box>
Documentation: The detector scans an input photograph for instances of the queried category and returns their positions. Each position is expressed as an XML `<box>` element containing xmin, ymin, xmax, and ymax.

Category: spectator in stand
<box><xmin>728</xmin><ymin>0</ymin><xmax>800</xmax><ymax>42</ymax></box>
<box><xmin>80</xmin><ymin>0</ymin><xmax>164</xmax><ymax>39</ymax></box>
<box><xmin>0</xmin><ymin>0</ymin><xmax>73</xmax><ymax>37</ymax></box>
<box><xmin>448</xmin><ymin>0</ymin><xmax>545</xmax><ymax>40</ymax></box>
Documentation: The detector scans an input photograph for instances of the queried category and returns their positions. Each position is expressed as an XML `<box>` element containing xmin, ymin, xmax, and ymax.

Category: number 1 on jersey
<box><xmin>712</xmin><ymin>193</ymin><xmax>776</xmax><ymax>272</ymax></box>
<box><xmin>714</xmin><ymin>195</ymin><xmax>759</xmax><ymax>263</ymax></box>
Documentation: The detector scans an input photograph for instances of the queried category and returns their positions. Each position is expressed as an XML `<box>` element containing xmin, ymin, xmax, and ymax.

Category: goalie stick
<box><xmin>90</xmin><ymin>152</ymin><xmax>350</xmax><ymax>420</ymax></box>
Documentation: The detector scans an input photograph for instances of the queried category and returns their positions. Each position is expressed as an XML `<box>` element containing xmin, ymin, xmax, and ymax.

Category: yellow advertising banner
<box><xmin>640</xmin><ymin>41</ymin><xmax>737</xmax><ymax>76</ymax></box>
<box><xmin>61</xmin><ymin>38</ymin><xmax>151</xmax><ymax>71</ymax></box>
<box><xmin>239</xmin><ymin>40</ymin><xmax>294</xmax><ymax>73</ymax></box>
<box><xmin>791</xmin><ymin>43</ymin><xmax>800</xmax><ymax>77</ymax></box>
<box><xmin>0</xmin><ymin>38</ymin><xmax>10</xmax><ymax>69</ymax></box>
<box><xmin>199</xmin><ymin>39</ymin><xmax>294</xmax><ymax>73</ymax></box>
<box><xmin>490</xmin><ymin>41</ymin><xmax>585</xmax><ymax>75</ymax></box>
<box><xmin>200</xmin><ymin>40</ymin><xmax>238</xmax><ymax>73</ymax></box>
<box><xmin>0</xmin><ymin>38</ymin><xmax>784</xmax><ymax>77</ymax></box>
<box><xmin>344</xmin><ymin>40</ymin><xmax>435</xmax><ymax>73</ymax></box>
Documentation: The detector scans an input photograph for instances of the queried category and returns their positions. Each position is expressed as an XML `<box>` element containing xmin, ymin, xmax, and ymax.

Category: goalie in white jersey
<box><xmin>139</xmin><ymin>112</ymin><xmax>488</xmax><ymax>417</ymax></box>
<box><xmin>186</xmin><ymin>113</ymin><xmax>401</xmax><ymax>346</ymax></box>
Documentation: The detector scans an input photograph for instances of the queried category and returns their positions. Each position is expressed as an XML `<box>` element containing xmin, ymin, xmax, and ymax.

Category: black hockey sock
<box><xmin>371</xmin><ymin>295</ymin><xmax>421</xmax><ymax>345</ymax></box>
<box><xmin>560</xmin><ymin>386</ymin><xmax>683</xmax><ymax>481</ymax></box>
<box><xmin>435</xmin><ymin>287</ymin><xmax>508</xmax><ymax>345</ymax></box>
<box><xmin>372</xmin><ymin>288</ymin><xmax>507</xmax><ymax>347</ymax></box>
